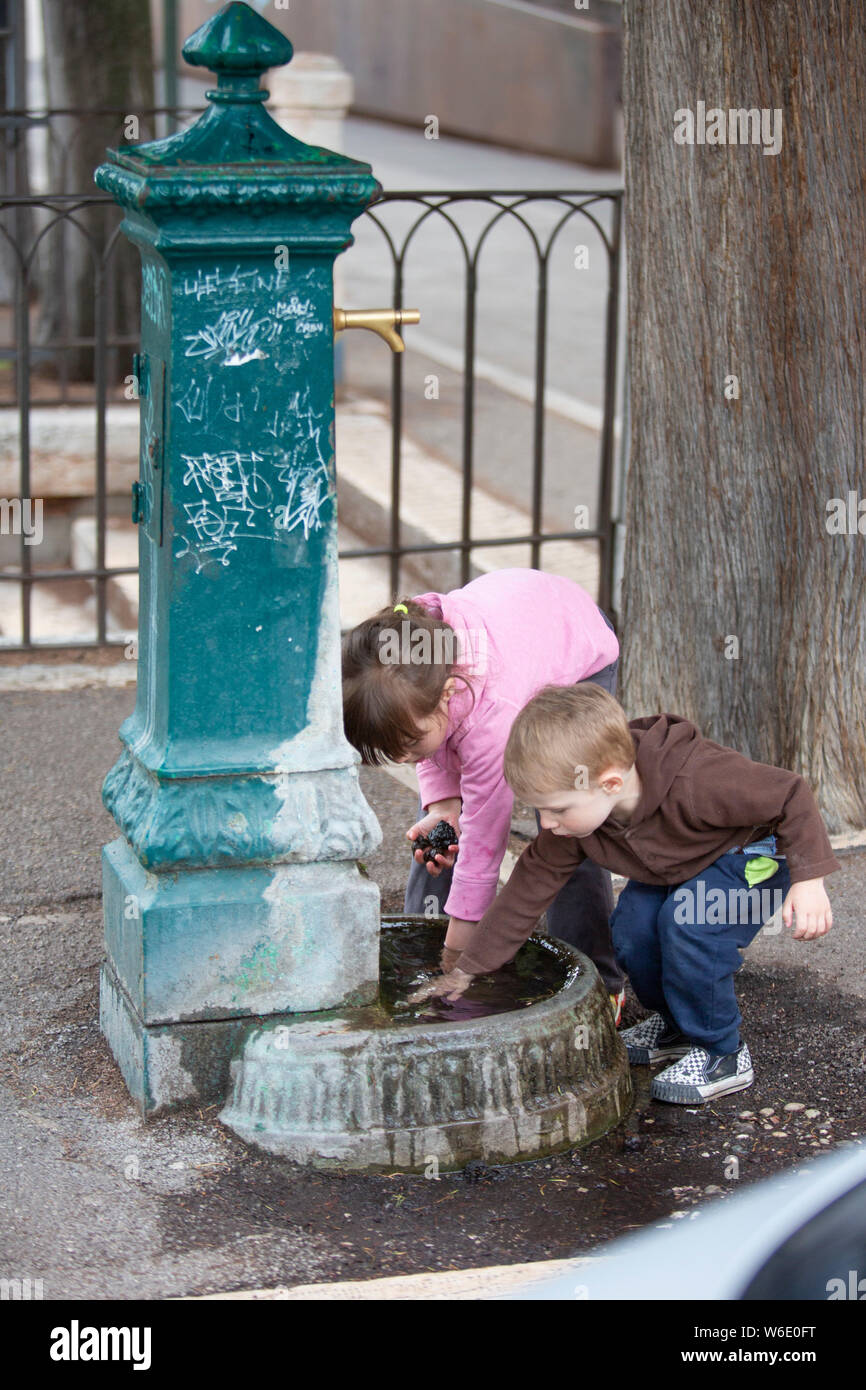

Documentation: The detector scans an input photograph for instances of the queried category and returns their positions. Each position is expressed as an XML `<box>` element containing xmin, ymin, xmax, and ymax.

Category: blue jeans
<box><xmin>610</xmin><ymin>849</ymin><xmax>791</xmax><ymax>1054</ymax></box>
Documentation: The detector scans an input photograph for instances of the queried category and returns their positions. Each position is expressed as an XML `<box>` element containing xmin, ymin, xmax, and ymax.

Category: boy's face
<box><xmin>529</xmin><ymin>766</ymin><xmax>633</xmax><ymax>837</ymax></box>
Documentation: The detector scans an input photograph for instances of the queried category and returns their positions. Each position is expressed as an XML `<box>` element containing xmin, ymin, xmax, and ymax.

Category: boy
<box><xmin>410</xmin><ymin>683</ymin><xmax>837</xmax><ymax>1103</ymax></box>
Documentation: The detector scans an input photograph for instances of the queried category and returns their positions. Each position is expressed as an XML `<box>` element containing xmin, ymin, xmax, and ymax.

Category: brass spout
<box><xmin>333</xmin><ymin>307</ymin><xmax>421</xmax><ymax>353</ymax></box>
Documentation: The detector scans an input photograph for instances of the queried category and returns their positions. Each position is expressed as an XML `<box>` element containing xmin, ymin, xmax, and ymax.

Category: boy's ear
<box><xmin>597</xmin><ymin>767</ymin><xmax>626</xmax><ymax>794</ymax></box>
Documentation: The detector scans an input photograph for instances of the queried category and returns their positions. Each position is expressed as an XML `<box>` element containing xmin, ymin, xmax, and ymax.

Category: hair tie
<box><xmin>393</xmin><ymin>603</ymin><xmax>408</xmax><ymax>615</ymax></box>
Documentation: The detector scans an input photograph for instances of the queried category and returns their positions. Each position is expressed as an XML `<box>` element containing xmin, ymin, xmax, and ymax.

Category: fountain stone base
<box><xmin>220</xmin><ymin>919</ymin><xmax>632</xmax><ymax>1172</ymax></box>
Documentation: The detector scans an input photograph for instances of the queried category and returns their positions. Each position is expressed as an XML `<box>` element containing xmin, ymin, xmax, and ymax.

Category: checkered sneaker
<box><xmin>619</xmin><ymin>1012</ymin><xmax>691</xmax><ymax>1064</ymax></box>
<box><xmin>650</xmin><ymin>1041</ymin><xmax>754</xmax><ymax>1104</ymax></box>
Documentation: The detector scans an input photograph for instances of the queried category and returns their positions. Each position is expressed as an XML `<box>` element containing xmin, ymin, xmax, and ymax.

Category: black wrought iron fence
<box><xmin>1</xmin><ymin>106</ymin><xmax>202</xmax><ymax>199</ymax></box>
<box><xmin>347</xmin><ymin>189</ymin><xmax>623</xmax><ymax>606</ymax></box>
<box><xmin>0</xmin><ymin>174</ymin><xmax>623</xmax><ymax>650</ymax></box>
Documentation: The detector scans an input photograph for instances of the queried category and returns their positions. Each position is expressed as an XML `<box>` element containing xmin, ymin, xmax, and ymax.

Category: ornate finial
<box><xmin>182</xmin><ymin>1</ymin><xmax>293</xmax><ymax>103</ymax></box>
<box><xmin>95</xmin><ymin>0</ymin><xmax>381</xmax><ymax>209</ymax></box>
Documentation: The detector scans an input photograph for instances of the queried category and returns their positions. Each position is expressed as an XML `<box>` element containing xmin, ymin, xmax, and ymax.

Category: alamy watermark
<box><xmin>378</xmin><ymin>621</ymin><xmax>488</xmax><ymax>673</ymax></box>
<box><xmin>672</xmin><ymin>883</ymin><xmax>785</xmax><ymax>928</ymax></box>
<box><xmin>1</xmin><ymin>1276</ymin><xmax>44</xmax><ymax>1299</ymax></box>
<box><xmin>0</xmin><ymin>497</ymin><xmax>43</xmax><ymax>546</ymax></box>
<box><xmin>674</xmin><ymin>103</ymin><xmax>782</xmax><ymax>157</ymax></box>
<box><xmin>50</xmin><ymin>1323</ymin><xmax>151</xmax><ymax>1370</ymax></box>
<box><xmin>826</xmin><ymin>1271</ymin><xmax>865</xmax><ymax>1300</ymax></box>
<box><xmin>826</xmin><ymin>491</ymin><xmax>866</xmax><ymax>535</ymax></box>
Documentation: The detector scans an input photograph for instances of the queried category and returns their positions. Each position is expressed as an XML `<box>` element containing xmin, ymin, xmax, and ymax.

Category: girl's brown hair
<box><xmin>342</xmin><ymin>600</ymin><xmax>474</xmax><ymax>765</ymax></box>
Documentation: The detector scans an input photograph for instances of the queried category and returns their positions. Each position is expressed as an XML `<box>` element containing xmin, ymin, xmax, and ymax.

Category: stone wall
<box><xmin>166</xmin><ymin>0</ymin><xmax>622</xmax><ymax>168</ymax></box>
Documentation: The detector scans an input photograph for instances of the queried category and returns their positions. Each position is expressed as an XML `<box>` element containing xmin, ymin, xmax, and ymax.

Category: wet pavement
<box><xmin>1</xmin><ymin>678</ymin><xmax>864</xmax><ymax>1298</ymax></box>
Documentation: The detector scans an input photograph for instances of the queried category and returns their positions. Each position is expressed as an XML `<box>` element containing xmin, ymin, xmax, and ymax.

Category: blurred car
<box><xmin>504</xmin><ymin>1140</ymin><xmax>866</xmax><ymax>1300</ymax></box>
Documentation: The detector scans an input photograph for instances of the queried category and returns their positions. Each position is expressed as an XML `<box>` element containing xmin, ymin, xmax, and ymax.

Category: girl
<box><xmin>341</xmin><ymin>567</ymin><xmax>626</xmax><ymax>1018</ymax></box>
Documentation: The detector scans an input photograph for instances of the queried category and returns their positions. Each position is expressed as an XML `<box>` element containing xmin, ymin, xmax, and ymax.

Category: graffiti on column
<box><xmin>172</xmin><ymin>264</ymin><xmax>333</xmax><ymax>574</ymax></box>
<box><xmin>142</xmin><ymin>261</ymin><xmax>170</xmax><ymax>332</ymax></box>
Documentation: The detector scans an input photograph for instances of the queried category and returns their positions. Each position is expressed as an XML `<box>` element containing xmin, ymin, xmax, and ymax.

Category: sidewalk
<box><xmin>1</xmin><ymin>675</ymin><xmax>864</xmax><ymax>1299</ymax></box>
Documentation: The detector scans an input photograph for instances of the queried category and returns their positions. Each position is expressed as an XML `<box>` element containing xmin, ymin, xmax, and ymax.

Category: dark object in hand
<box><xmin>412</xmin><ymin>819</ymin><xmax>459</xmax><ymax>863</ymax></box>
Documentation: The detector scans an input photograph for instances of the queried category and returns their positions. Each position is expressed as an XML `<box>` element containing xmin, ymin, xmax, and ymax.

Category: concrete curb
<box><xmin>184</xmin><ymin>1255</ymin><xmax>602</xmax><ymax>1300</ymax></box>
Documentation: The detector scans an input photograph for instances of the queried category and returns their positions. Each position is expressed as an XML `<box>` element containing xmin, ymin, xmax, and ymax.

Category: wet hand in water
<box><xmin>440</xmin><ymin>946</ymin><xmax>463</xmax><ymax>973</ymax></box>
<box><xmin>409</xmin><ymin>967</ymin><xmax>475</xmax><ymax>1004</ymax></box>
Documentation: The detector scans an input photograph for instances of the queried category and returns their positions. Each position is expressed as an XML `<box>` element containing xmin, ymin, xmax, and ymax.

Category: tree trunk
<box><xmin>36</xmin><ymin>0</ymin><xmax>154</xmax><ymax>382</ymax></box>
<box><xmin>620</xmin><ymin>0</ymin><xmax>866</xmax><ymax>832</ymax></box>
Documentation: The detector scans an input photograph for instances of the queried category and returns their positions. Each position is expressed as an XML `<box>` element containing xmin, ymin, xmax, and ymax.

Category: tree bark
<box><xmin>620</xmin><ymin>0</ymin><xmax>866</xmax><ymax>831</ymax></box>
<box><xmin>36</xmin><ymin>0</ymin><xmax>154</xmax><ymax>382</ymax></box>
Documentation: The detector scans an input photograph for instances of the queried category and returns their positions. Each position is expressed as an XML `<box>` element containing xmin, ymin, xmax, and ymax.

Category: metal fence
<box><xmin>342</xmin><ymin>188</ymin><xmax>623</xmax><ymax>608</ymax></box>
<box><xmin>0</xmin><ymin>160</ymin><xmax>623</xmax><ymax>649</ymax></box>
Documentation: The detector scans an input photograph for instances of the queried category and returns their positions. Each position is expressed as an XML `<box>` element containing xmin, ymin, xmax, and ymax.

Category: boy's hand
<box><xmin>409</xmin><ymin>967</ymin><xmax>475</xmax><ymax>1004</ymax></box>
<box><xmin>782</xmin><ymin>878</ymin><xmax>833</xmax><ymax>940</ymax></box>
<box><xmin>407</xmin><ymin>800</ymin><xmax>461</xmax><ymax>876</ymax></box>
<box><xmin>440</xmin><ymin>920</ymin><xmax>477</xmax><ymax>972</ymax></box>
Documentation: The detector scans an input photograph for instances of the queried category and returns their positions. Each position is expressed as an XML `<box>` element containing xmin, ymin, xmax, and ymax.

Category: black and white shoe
<box><xmin>619</xmin><ymin>1012</ymin><xmax>691</xmax><ymax>1064</ymax></box>
<box><xmin>651</xmin><ymin>1042</ymin><xmax>754</xmax><ymax>1104</ymax></box>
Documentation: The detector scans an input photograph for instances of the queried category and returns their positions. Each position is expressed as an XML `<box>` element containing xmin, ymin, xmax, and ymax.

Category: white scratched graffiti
<box><xmin>174</xmin><ymin>374</ymin><xmax>331</xmax><ymax>440</ymax></box>
<box><xmin>174</xmin><ymin>375</ymin><xmax>266</xmax><ymax>431</ymax></box>
<box><xmin>274</xmin><ymin>295</ymin><xmax>314</xmax><ymax>319</ymax></box>
<box><xmin>183</xmin><ymin>308</ymin><xmax>279</xmax><ymax>366</ymax></box>
<box><xmin>182</xmin><ymin>301</ymin><xmax>325</xmax><ymax>366</ymax></box>
<box><xmin>182</xmin><ymin>449</ymin><xmax>273</xmax><ymax>513</ymax></box>
<box><xmin>177</xmin><ymin>449</ymin><xmax>269</xmax><ymax>569</ymax></box>
<box><xmin>275</xmin><ymin>295</ymin><xmax>325</xmax><ymax>336</ymax></box>
<box><xmin>273</xmin><ymin>467</ymin><xmax>329</xmax><ymax>540</ymax></box>
<box><xmin>273</xmin><ymin>398</ymin><xmax>331</xmax><ymax>539</ymax></box>
<box><xmin>179</xmin><ymin>263</ymin><xmax>290</xmax><ymax>302</ymax></box>
<box><xmin>142</xmin><ymin>263</ymin><xmax>168</xmax><ymax>331</ymax></box>
<box><xmin>263</xmin><ymin>392</ymin><xmax>310</xmax><ymax>440</ymax></box>
<box><xmin>174</xmin><ymin>417</ymin><xmax>332</xmax><ymax>574</ymax></box>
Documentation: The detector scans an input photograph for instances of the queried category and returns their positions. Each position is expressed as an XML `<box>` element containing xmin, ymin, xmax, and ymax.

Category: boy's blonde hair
<box><xmin>504</xmin><ymin>683</ymin><xmax>635</xmax><ymax>799</ymax></box>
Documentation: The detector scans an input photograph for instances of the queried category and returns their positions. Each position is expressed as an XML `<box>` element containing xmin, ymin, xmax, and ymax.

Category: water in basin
<box><xmin>378</xmin><ymin>919</ymin><xmax>578</xmax><ymax>1025</ymax></box>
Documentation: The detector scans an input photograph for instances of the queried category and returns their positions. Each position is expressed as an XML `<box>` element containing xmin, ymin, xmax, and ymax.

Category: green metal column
<box><xmin>95</xmin><ymin>2</ymin><xmax>383</xmax><ymax>1113</ymax></box>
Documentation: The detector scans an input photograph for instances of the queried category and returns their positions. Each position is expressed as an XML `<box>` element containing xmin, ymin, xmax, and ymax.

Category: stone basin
<box><xmin>220</xmin><ymin>917</ymin><xmax>632</xmax><ymax>1172</ymax></box>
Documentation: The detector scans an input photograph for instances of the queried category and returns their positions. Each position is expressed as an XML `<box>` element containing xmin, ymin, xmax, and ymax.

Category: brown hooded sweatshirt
<box><xmin>458</xmin><ymin>714</ymin><xmax>841</xmax><ymax>978</ymax></box>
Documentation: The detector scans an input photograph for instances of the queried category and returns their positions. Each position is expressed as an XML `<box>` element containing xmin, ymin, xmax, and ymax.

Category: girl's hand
<box><xmin>409</xmin><ymin>967</ymin><xmax>475</xmax><ymax>1004</ymax></box>
<box><xmin>407</xmin><ymin>799</ymin><xmax>461</xmax><ymax>876</ymax></box>
<box><xmin>444</xmin><ymin>916</ymin><xmax>477</xmax><ymax>951</ymax></box>
<box><xmin>782</xmin><ymin>878</ymin><xmax>833</xmax><ymax>940</ymax></box>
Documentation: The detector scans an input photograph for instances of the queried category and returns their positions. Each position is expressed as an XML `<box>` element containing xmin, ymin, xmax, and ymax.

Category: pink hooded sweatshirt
<box><xmin>412</xmin><ymin>569</ymin><xmax>619</xmax><ymax>921</ymax></box>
